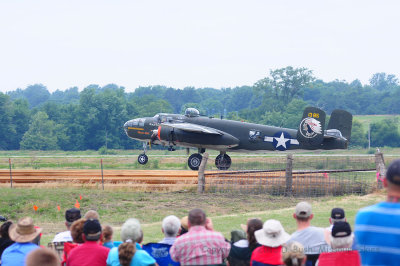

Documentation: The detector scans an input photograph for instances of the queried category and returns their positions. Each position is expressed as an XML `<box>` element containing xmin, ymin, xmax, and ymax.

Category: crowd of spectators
<box><xmin>0</xmin><ymin>158</ymin><xmax>400</xmax><ymax>266</ymax></box>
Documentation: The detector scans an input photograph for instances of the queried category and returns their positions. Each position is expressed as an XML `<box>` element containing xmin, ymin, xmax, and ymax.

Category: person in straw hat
<box><xmin>250</xmin><ymin>219</ymin><xmax>290</xmax><ymax>266</ymax></box>
<box><xmin>0</xmin><ymin>217</ymin><xmax>41</xmax><ymax>266</ymax></box>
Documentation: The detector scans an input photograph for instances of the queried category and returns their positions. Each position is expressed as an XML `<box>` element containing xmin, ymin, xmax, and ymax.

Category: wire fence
<box><xmin>203</xmin><ymin>154</ymin><xmax>395</xmax><ymax>197</ymax></box>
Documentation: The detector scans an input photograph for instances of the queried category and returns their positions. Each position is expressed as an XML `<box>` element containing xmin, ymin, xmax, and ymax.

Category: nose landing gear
<box><xmin>138</xmin><ymin>154</ymin><xmax>148</xmax><ymax>165</ymax></box>
<box><xmin>138</xmin><ymin>142</ymin><xmax>149</xmax><ymax>165</ymax></box>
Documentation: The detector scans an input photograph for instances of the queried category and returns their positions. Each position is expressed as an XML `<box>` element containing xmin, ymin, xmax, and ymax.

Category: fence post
<box><xmin>9</xmin><ymin>158</ymin><xmax>13</xmax><ymax>188</ymax></box>
<box><xmin>375</xmin><ymin>150</ymin><xmax>385</xmax><ymax>189</ymax></box>
<box><xmin>285</xmin><ymin>154</ymin><xmax>293</xmax><ymax>196</ymax></box>
<box><xmin>101</xmin><ymin>159</ymin><xmax>104</xmax><ymax>191</ymax></box>
<box><xmin>197</xmin><ymin>153</ymin><xmax>209</xmax><ymax>193</ymax></box>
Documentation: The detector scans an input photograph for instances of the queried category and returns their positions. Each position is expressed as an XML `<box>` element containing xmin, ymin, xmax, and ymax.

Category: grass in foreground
<box><xmin>0</xmin><ymin>187</ymin><xmax>385</xmax><ymax>245</ymax></box>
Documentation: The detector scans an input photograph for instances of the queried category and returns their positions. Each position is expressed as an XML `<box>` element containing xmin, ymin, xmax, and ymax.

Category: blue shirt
<box><xmin>106</xmin><ymin>246</ymin><xmax>156</xmax><ymax>266</ymax></box>
<box><xmin>355</xmin><ymin>202</ymin><xmax>400</xmax><ymax>265</ymax></box>
<box><xmin>0</xmin><ymin>242</ymin><xmax>39</xmax><ymax>266</ymax></box>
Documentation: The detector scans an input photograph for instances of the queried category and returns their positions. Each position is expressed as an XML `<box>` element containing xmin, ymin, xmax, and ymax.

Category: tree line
<box><xmin>1</xmin><ymin>67</ymin><xmax>399</xmax><ymax>151</ymax></box>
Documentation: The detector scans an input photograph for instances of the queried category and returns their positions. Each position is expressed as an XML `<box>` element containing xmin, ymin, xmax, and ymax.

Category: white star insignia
<box><xmin>275</xmin><ymin>132</ymin><xmax>289</xmax><ymax>148</ymax></box>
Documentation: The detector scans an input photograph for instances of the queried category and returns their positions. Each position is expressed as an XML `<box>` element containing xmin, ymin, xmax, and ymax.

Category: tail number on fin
<box><xmin>300</xmin><ymin>117</ymin><xmax>322</xmax><ymax>138</ymax></box>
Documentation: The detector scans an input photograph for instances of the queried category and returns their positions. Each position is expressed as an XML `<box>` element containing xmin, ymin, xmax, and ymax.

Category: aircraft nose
<box><xmin>124</xmin><ymin>120</ymin><xmax>135</xmax><ymax>132</ymax></box>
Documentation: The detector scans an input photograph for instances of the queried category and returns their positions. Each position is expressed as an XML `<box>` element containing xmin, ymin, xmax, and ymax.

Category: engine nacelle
<box><xmin>156</xmin><ymin>126</ymin><xmax>239</xmax><ymax>148</ymax></box>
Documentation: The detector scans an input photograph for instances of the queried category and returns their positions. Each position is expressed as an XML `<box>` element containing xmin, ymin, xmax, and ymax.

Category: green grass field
<box><xmin>0</xmin><ymin>148</ymin><xmax>399</xmax><ymax>171</ymax></box>
<box><xmin>0</xmin><ymin>187</ymin><xmax>385</xmax><ymax>245</ymax></box>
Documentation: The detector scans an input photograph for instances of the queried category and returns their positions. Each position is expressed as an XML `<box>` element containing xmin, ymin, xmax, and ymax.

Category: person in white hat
<box><xmin>1</xmin><ymin>217</ymin><xmax>41</xmax><ymax>266</ymax></box>
<box><xmin>250</xmin><ymin>219</ymin><xmax>290</xmax><ymax>266</ymax></box>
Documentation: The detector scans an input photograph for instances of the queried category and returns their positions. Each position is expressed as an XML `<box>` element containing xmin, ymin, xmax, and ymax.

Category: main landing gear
<box><xmin>187</xmin><ymin>149</ymin><xmax>232</xmax><ymax>171</ymax></box>
<box><xmin>215</xmin><ymin>153</ymin><xmax>231</xmax><ymax>170</ymax></box>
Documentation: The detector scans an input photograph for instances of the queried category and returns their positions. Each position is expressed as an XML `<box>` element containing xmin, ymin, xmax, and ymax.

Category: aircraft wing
<box><xmin>161</xmin><ymin>123</ymin><xmax>223</xmax><ymax>135</ymax></box>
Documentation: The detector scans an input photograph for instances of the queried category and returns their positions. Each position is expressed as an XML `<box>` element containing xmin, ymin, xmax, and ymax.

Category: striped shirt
<box><xmin>354</xmin><ymin>202</ymin><xmax>400</xmax><ymax>266</ymax></box>
<box><xmin>170</xmin><ymin>225</ymin><xmax>230</xmax><ymax>265</ymax></box>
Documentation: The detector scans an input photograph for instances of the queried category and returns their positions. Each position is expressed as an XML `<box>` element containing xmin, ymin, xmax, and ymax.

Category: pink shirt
<box><xmin>66</xmin><ymin>241</ymin><xmax>110</xmax><ymax>266</ymax></box>
<box><xmin>170</xmin><ymin>225</ymin><xmax>230</xmax><ymax>265</ymax></box>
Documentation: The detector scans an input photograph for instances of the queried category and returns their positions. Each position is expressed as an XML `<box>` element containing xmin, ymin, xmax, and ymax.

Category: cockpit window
<box><xmin>185</xmin><ymin>108</ymin><xmax>200</xmax><ymax>117</ymax></box>
<box><xmin>132</xmin><ymin>119</ymin><xmax>139</xmax><ymax>126</ymax></box>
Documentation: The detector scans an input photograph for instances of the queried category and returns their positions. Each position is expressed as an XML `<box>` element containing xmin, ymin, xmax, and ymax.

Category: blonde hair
<box><xmin>282</xmin><ymin>242</ymin><xmax>305</xmax><ymax>266</ymax></box>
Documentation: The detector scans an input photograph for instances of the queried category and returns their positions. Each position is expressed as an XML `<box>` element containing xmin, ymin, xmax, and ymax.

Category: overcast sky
<box><xmin>0</xmin><ymin>0</ymin><xmax>399</xmax><ymax>93</ymax></box>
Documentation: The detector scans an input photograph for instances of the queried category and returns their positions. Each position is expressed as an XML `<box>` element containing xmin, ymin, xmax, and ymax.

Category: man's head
<box><xmin>188</xmin><ymin>208</ymin><xmax>206</xmax><ymax>227</ymax></box>
<box><xmin>84</xmin><ymin>210</ymin><xmax>100</xmax><ymax>220</ymax></box>
<box><xmin>330</xmin><ymin>221</ymin><xmax>353</xmax><ymax>249</ymax></box>
<box><xmin>83</xmin><ymin>219</ymin><xmax>102</xmax><ymax>242</ymax></box>
<box><xmin>8</xmin><ymin>217</ymin><xmax>42</xmax><ymax>243</ymax></box>
<box><xmin>65</xmin><ymin>208</ymin><xmax>81</xmax><ymax>229</ymax></box>
<box><xmin>293</xmin><ymin>201</ymin><xmax>313</xmax><ymax>222</ymax></box>
<box><xmin>26</xmin><ymin>248</ymin><xmax>59</xmax><ymax>266</ymax></box>
<box><xmin>384</xmin><ymin>159</ymin><xmax>400</xmax><ymax>193</ymax></box>
<box><xmin>162</xmin><ymin>215</ymin><xmax>181</xmax><ymax>237</ymax></box>
<box><xmin>329</xmin><ymin>208</ymin><xmax>346</xmax><ymax>225</ymax></box>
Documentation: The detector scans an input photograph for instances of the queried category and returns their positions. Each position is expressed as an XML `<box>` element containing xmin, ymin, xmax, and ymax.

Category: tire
<box><xmin>188</xmin><ymin>153</ymin><xmax>202</xmax><ymax>171</ymax></box>
<box><xmin>215</xmin><ymin>154</ymin><xmax>231</xmax><ymax>170</ymax></box>
<box><xmin>138</xmin><ymin>154</ymin><xmax>148</xmax><ymax>165</ymax></box>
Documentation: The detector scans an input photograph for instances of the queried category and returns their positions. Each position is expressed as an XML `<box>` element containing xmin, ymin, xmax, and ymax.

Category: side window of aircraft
<box><xmin>139</xmin><ymin>119</ymin><xmax>145</xmax><ymax>127</ymax></box>
<box><xmin>249</xmin><ymin>130</ymin><xmax>262</xmax><ymax>142</ymax></box>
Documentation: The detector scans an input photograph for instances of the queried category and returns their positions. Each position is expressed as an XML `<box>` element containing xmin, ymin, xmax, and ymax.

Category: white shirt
<box><xmin>52</xmin><ymin>231</ymin><xmax>72</xmax><ymax>242</ymax></box>
<box><xmin>158</xmin><ymin>237</ymin><xmax>177</xmax><ymax>245</ymax></box>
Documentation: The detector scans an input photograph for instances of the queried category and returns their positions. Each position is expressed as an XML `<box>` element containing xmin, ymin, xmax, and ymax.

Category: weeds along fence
<box><xmin>205</xmin><ymin>169</ymin><xmax>376</xmax><ymax>197</ymax></box>
<box><xmin>203</xmin><ymin>152</ymin><xmax>393</xmax><ymax>197</ymax></box>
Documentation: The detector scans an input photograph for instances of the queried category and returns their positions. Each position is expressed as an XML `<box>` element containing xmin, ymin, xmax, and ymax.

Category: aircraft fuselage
<box><xmin>124</xmin><ymin>113</ymin><xmax>347</xmax><ymax>152</ymax></box>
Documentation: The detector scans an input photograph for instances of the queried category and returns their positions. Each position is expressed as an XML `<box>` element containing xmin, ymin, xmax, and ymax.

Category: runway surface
<box><xmin>0</xmin><ymin>170</ymin><xmax>202</xmax><ymax>190</ymax></box>
<box><xmin>0</xmin><ymin>169</ymin><xmax>327</xmax><ymax>192</ymax></box>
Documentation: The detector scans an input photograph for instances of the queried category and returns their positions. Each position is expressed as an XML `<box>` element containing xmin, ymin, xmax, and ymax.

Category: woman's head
<box><xmin>246</xmin><ymin>218</ymin><xmax>263</xmax><ymax>250</ymax></box>
<box><xmin>119</xmin><ymin>218</ymin><xmax>141</xmax><ymax>266</ymax></box>
<box><xmin>70</xmin><ymin>218</ymin><xmax>86</xmax><ymax>244</ymax></box>
<box><xmin>102</xmin><ymin>225</ymin><xmax>113</xmax><ymax>242</ymax></box>
<box><xmin>0</xmin><ymin>221</ymin><xmax>13</xmax><ymax>239</ymax></box>
<box><xmin>121</xmin><ymin>218</ymin><xmax>141</xmax><ymax>243</ymax></box>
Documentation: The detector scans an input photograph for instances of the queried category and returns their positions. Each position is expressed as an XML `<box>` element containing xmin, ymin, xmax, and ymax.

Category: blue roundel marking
<box><xmin>272</xmin><ymin>131</ymin><xmax>292</xmax><ymax>151</ymax></box>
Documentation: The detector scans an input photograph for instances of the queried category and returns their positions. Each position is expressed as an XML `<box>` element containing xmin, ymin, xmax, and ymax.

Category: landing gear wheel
<box><xmin>138</xmin><ymin>154</ymin><xmax>148</xmax><ymax>165</ymax></box>
<box><xmin>215</xmin><ymin>154</ymin><xmax>231</xmax><ymax>170</ymax></box>
<box><xmin>188</xmin><ymin>153</ymin><xmax>202</xmax><ymax>171</ymax></box>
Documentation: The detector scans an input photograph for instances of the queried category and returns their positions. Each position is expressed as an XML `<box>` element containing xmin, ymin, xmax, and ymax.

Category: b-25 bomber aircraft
<box><xmin>124</xmin><ymin>107</ymin><xmax>352</xmax><ymax>170</ymax></box>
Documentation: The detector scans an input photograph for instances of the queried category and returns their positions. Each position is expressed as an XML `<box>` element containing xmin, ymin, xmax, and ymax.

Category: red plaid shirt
<box><xmin>170</xmin><ymin>225</ymin><xmax>230</xmax><ymax>265</ymax></box>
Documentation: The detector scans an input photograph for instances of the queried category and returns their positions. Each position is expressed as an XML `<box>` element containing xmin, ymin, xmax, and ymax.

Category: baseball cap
<box><xmin>386</xmin><ymin>159</ymin><xmax>400</xmax><ymax>185</ymax></box>
<box><xmin>332</xmin><ymin>221</ymin><xmax>352</xmax><ymax>238</ymax></box>
<box><xmin>331</xmin><ymin>208</ymin><xmax>345</xmax><ymax>220</ymax></box>
<box><xmin>83</xmin><ymin>219</ymin><xmax>102</xmax><ymax>241</ymax></box>
<box><xmin>65</xmin><ymin>208</ymin><xmax>81</xmax><ymax>223</ymax></box>
<box><xmin>295</xmin><ymin>202</ymin><xmax>312</xmax><ymax>218</ymax></box>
